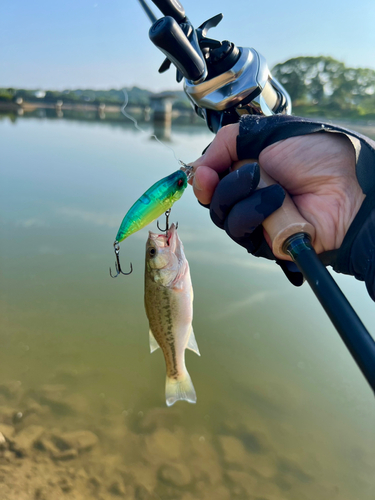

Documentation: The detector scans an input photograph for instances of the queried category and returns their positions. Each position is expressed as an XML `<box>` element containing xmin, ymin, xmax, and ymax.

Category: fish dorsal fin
<box><xmin>187</xmin><ymin>329</ymin><xmax>200</xmax><ymax>356</ymax></box>
<box><xmin>149</xmin><ymin>330</ymin><xmax>160</xmax><ymax>353</ymax></box>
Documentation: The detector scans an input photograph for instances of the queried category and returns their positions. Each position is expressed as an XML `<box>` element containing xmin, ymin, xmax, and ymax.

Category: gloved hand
<box><xmin>191</xmin><ymin>114</ymin><xmax>374</xmax><ymax>294</ymax></box>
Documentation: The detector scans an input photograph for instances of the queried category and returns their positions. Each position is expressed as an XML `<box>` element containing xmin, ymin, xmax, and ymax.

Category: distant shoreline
<box><xmin>1</xmin><ymin>101</ymin><xmax>374</xmax><ymax>126</ymax></box>
<box><xmin>0</xmin><ymin>101</ymin><xmax>127</xmax><ymax>113</ymax></box>
<box><xmin>0</xmin><ymin>100</ymin><xmax>205</xmax><ymax>129</ymax></box>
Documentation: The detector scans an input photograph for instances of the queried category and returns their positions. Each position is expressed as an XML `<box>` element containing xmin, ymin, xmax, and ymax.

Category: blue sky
<box><xmin>1</xmin><ymin>0</ymin><xmax>375</xmax><ymax>91</ymax></box>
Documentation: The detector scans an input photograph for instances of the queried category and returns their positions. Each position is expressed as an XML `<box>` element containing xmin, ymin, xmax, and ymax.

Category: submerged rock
<box><xmin>34</xmin><ymin>436</ymin><xmax>60</xmax><ymax>456</ymax></box>
<box><xmin>87</xmin><ymin>475</ymin><xmax>102</xmax><ymax>493</ymax></box>
<box><xmin>51</xmin><ymin>430</ymin><xmax>99</xmax><ymax>453</ymax></box>
<box><xmin>52</xmin><ymin>448</ymin><xmax>79</xmax><ymax>461</ymax></box>
<box><xmin>189</xmin><ymin>434</ymin><xmax>223</xmax><ymax>487</ymax></box>
<box><xmin>144</xmin><ymin>428</ymin><xmax>182</xmax><ymax>464</ymax></box>
<box><xmin>23</xmin><ymin>400</ymin><xmax>50</xmax><ymax>418</ymax></box>
<box><xmin>36</xmin><ymin>385</ymin><xmax>76</xmax><ymax>416</ymax></box>
<box><xmin>217</xmin><ymin>435</ymin><xmax>249</xmax><ymax>468</ymax></box>
<box><xmin>225</xmin><ymin>470</ymin><xmax>258</xmax><ymax>496</ymax></box>
<box><xmin>11</xmin><ymin>425</ymin><xmax>45</xmax><ymax>457</ymax></box>
<box><xmin>158</xmin><ymin>463</ymin><xmax>191</xmax><ymax>487</ymax></box>
<box><xmin>58</xmin><ymin>476</ymin><xmax>73</xmax><ymax>493</ymax></box>
<box><xmin>127</xmin><ymin>463</ymin><xmax>157</xmax><ymax>493</ymax></box>
<box><xmin>108</xmin><ymin>479</ymin><xmax>126</xmax><ymax>496</ymax></box>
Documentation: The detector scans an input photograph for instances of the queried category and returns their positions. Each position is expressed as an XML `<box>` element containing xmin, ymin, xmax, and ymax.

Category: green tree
<box><xmin>272</xmin><ymin>56</ymin><xmax>375</xmax><ymax>117</ymax></box>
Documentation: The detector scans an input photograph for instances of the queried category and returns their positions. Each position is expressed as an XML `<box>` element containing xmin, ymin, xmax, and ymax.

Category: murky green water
<box><xmin>0</xmin><ymin>114</ymin><xmax>374</xmax><ymax>499</ymax></box>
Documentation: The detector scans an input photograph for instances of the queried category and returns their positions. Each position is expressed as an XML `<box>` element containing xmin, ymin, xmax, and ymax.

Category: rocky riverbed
<box><xmin>0</xmin><ymin>375</ymin><xmax>350</xmax><ymax>500</ymax></box>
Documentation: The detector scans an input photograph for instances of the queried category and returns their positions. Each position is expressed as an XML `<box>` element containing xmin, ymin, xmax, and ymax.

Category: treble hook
<box><xmin>109</xmin><ymin>241</ymin><xmax>133</xmax><ymax>278</ymax></box>
<box><xmin>157</xmin><ymin>209</ymin><xmax>171</xmax><ymax>232</ymax></box>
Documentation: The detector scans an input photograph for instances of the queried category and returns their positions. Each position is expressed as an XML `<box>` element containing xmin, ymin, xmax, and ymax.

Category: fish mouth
<box><xmin>148</xmin><ymin>223</ymin><xmax>177</xmax><ymax>251</ymax></box>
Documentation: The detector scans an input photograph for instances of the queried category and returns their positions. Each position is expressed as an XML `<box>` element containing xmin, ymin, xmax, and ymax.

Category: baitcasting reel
<box><xmin>138</xmin><ymin>0</ymin><xmax>291</xmax><ymax>132</ymax></box>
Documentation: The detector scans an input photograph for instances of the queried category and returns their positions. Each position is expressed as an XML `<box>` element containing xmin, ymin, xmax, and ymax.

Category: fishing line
<box><xmin>121</xmin><ymin>89</ymin><xmax>185</xmax><ymax>167</ymax></box>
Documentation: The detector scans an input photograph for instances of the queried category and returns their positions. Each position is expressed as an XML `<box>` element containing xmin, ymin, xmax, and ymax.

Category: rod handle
<box><xmin>235</xmin><ymin>160</ymin><xmax>316</xmax><ymax>259</ymax></box>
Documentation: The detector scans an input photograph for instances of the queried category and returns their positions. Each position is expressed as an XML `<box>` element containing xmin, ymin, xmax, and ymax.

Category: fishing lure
<box><xmin>110</xmin><ymin>164</ymin><xmax>194</xmax><ymax>277</ymax></box>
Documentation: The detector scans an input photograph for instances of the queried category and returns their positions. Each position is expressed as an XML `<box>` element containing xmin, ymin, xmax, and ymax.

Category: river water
<box><xmin>0</xmin><ymin>114</ymin><xmax>374</xmax><ymax>499</ymax></box>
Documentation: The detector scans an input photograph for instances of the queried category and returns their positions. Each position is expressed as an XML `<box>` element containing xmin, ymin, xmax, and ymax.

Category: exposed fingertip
<box><xmin>193</xmin><ymin>168</ymin><xmax>203</xmax><ymax>191</ymax></box>
<box><xmin>192</xmin><ymin>166</ymin><xmax>219</xmax><ymax>206</ymax></box>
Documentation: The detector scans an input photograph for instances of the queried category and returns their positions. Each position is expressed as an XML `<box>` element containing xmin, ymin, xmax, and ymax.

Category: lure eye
<box><xmin>177</xmin><ymin>179</ymin><xmax>184</xmax><ymax>187</ymax></box>
<box><xmin>149</xmin><ymin>248</ymin><xmax>156</xmax><ymax>257</ymax></box>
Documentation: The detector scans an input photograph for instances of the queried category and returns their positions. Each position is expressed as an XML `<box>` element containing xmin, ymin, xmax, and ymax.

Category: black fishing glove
<box><xmin>200</xmin><ymin>114</ymin><xmax>375</xmax><ymax>293</ymax></box>
<box><xmin>234</xmin><ymin>114</ymin><xmax>375</xmax><ymax>297</ymax></box>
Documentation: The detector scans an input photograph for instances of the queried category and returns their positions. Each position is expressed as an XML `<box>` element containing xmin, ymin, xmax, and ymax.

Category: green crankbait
<box><xmin>110</xmin><ymin>165</ymin><xmax>193</xmax><ymax>278</ymax></box>
<box><xmin>116</xmin><ymin>169</ymin><xmax>187</xmax><ymax>243</ymax></box>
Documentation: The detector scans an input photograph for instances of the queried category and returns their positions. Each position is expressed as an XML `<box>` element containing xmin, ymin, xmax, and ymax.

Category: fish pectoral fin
<box><xmin>187</xmin><ymin>329</ymin><xmax>200</xmax><ymax>356</ymax></box>
<box><xmin>149</xmin><ymin>330</ymin><xmax>160</xmax><ymax>353</ymax></box>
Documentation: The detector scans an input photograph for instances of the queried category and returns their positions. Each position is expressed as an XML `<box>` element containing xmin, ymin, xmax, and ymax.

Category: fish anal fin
<box><xmin>149</xmin><ymin>329</ymin><xmax>160</xmax><ymax>353</ymax></box>
<box><xmin>187</xmin><ymin>329</ymin><xmax>200</xmax><ymax>356</ymax></box>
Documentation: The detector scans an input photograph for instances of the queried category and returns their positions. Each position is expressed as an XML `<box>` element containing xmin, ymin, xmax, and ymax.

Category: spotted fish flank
<box><xmin>144</xmin><ymin>224</ymin><xmax>199</xmax><ymax>406</ymax></box>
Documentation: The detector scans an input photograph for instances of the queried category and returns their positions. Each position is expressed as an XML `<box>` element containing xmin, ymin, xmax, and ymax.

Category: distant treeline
<box><xmin>1</xmin><ymin>56</ymin><xmax>374</xmax><ymax>119</ymax></box>
<box><xmin>273</xmin><ymin>56</ymin><xmax>375</xmax><ymax>118</ymax></box>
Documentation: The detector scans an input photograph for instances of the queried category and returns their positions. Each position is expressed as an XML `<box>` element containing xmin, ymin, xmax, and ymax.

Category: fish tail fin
<box><xmin>165</xmin><ymin>370</ymin><xmax>196</xmax><ymax>407</ymax></box>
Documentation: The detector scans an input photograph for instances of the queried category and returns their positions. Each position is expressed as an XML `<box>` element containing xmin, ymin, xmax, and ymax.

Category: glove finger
<box><xmin>197</xmin><ymin>167</ymin><xmax>232</xmax><ymax>210</ymax></box>
<box><xmin>224</xmin><ymin>184</ymin><xmax>285</xmax><ymax>254</ymax></box>
<box><xmin>210</xmin><ymin>162</ymin><xmax>260</xmax><ymax>229</ymax></box>
<box><xmin>276</xmin><ymin>260</ymin><xmax>304</xmax><ymax>286</ymax></box>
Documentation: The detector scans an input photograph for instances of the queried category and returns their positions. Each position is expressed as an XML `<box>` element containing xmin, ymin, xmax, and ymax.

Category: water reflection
<box><xmin>0</xmin><ymin>114</ymin><xmax>374</xmax><ymax>500</ymax></box>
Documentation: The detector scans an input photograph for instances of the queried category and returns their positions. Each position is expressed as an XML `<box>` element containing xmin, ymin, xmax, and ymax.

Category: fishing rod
<box><xmin>136</xmin><ymin>0</ymin><xmax>375</xmax><ymax>394</ymax></box>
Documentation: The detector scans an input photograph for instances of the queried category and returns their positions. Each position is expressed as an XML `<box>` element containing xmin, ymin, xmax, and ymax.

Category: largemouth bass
<box><xmin>144</xmin><ymin>223</ymin><xmax>200</xmax><ymax>406</ymax></box>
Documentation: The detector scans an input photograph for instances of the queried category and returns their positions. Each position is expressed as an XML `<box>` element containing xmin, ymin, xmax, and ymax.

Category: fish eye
<box><xmin>149</xmin><ymin>247</ymin><xmax>156</xmax><ymax>257</ymax></box>
<box><xmin>177</xmin><ymin>179</ymin><xmax>184</xmax><ymax>187</ymax></box>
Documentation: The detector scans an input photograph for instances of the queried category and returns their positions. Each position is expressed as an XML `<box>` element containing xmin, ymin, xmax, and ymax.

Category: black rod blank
<box><xmin>137</xmin><ymin>0</ymin><xmax>158</xmax><ymax>24</ymax></box>
<box><xmin>284</xmin><ymin>233</ymin><xmax>375</xmax><ymax>394</ymax></box>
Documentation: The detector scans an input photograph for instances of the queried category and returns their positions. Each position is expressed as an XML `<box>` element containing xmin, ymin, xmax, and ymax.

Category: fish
<box><xmin>144</xmin><ymin>223</ymin><xmax>200</xmax><ymax>406</ymax></box>
<box><xmin>115</xmin><ymin>170</ymin><xmax>187</xmax><ymax>243</ymax></box>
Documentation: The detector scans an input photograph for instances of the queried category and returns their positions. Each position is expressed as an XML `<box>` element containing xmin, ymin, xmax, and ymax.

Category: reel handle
<box><xmin>234</xmin><ymin>160</ymin><xmax>316</xmax><ymax>260</ymax></box>
<box><xmin>149</xmin><ymin>16</ymin><xmax>206</xmax><ymax>82</ymax></box>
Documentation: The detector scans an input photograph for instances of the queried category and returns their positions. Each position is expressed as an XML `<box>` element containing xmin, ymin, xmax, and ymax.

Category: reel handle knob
<box><xmin>149</xmin><ymin>16</ymin><xmax>206</xmax><ymax>82</ymax></box>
